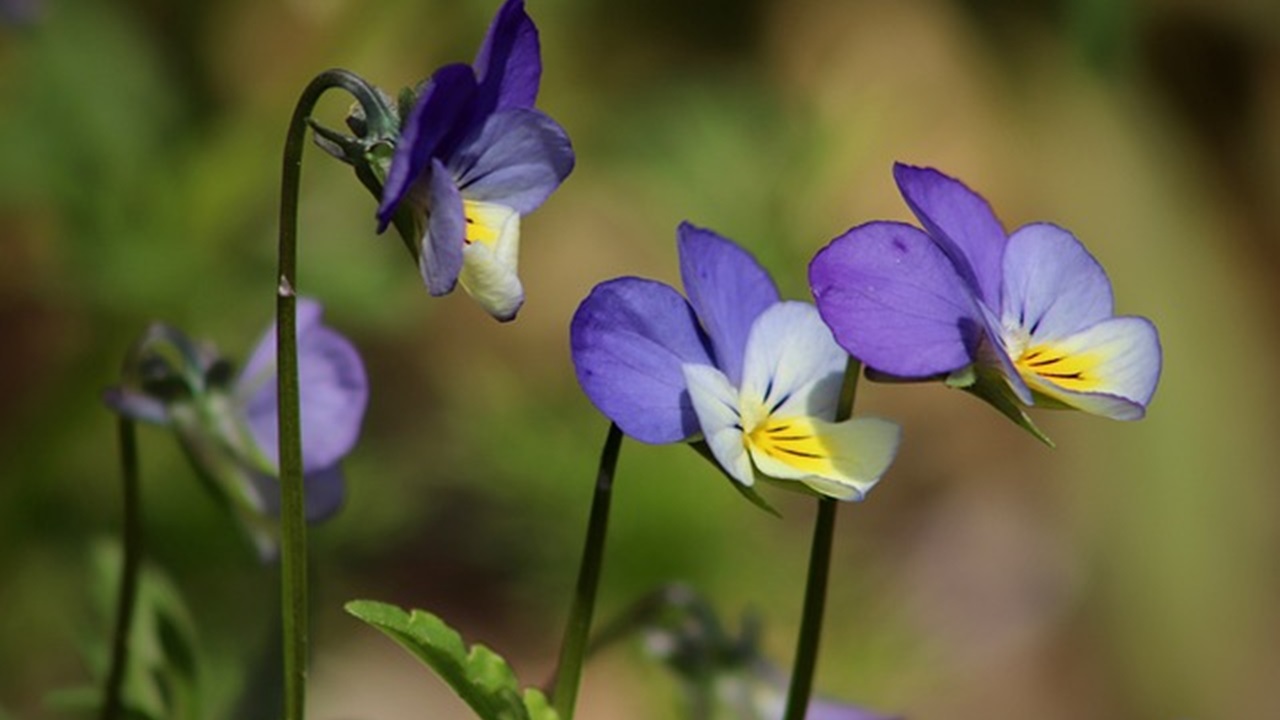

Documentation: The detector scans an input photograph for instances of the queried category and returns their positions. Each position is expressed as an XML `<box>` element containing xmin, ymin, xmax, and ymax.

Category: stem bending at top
<box><xmin>275</xmin><ymin>68</ymin><xmax>388</xmax><ymax>720</ymax></box>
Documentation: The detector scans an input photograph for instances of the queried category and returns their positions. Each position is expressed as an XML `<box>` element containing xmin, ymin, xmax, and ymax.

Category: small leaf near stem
<box><xmin>549</xmin><ymin>422</ymin><xmax>624</xmax><ymax>720</ymax></box>
<box><xmin>781</xmin><ymin>358</ymin><xmax>861</xmax><ymax>720</ymax></box>
<box><xmin>100</xmin><ymin>417</ymin><xmax>142</xmax><ymax>720</ymax></box>
<box><xmin>276</xmin><ymin>68</ymin><xmax>388</xmax><ymax>720</ymax></box>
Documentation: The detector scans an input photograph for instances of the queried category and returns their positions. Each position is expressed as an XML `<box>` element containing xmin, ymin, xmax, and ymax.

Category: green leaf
<box><xmin>345</xmin><ymin>600</ymin><xmax>558</xmax><ymax>720</ymax></box>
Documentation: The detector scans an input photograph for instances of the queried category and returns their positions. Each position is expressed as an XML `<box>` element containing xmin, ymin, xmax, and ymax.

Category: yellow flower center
<box><xmin>1014</xmin><ymin>344</ymin><xmax>1102</xmax><ymax>392</ymax></box>
<box><xmin>742</xmin><ymin>400</ymin><xmax>834</xmax><ymax>476</ymax></box>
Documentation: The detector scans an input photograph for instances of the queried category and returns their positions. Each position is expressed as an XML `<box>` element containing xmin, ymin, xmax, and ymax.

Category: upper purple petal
<box><xmin>238</xmin><ymin>300</ymin><xmax>369</xmax><ymax>473</ymax></box>
<box><xmin>809</xmin><ymin>221</ymin><xmax>982</xmax><ymax>377</ymax></box>
<box><xmin>571</xmin><ymin>278</ymin><xmax>714</xmax><ymax>444</ymax></box>
<box><xmin>451</xmin><ymin>108</ymin><xmax>574</xmax><ymax>214</ymax></box>
<box><xmin>894</xmin><ymin>163</ymin><xmax>1007</xmax><ymax>308</ymax></box>
<box><xmin>473</xmin><ymin>0</ymin><xmax>541</xmax><ymax>114</ymax></box>
<box><xmin>377</xmin><ymin>64</ymin><xmax>477</xmax><ymax>232</ymax></box>
<box><xmin>1001</xmin><ymin>222</ymin><xmax>1114</xmax><ymax>343</ymax></box>
<box><xmin>676</xmin><ymin>223</ymin><xmax>780</xmax><ymax>387</ymax></box>
<box><xmin>420</xmin><ymin>158</ymin><xmax>466</xmax><ymax>295</ymax></box>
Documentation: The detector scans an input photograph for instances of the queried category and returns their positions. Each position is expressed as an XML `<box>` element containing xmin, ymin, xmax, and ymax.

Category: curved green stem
<box><xmin>276</xmin><ymin>68</ymin><xmax>386</xmax><ymax>720</ymax></box>
<box><xmin>100</xmin><ymin>417</ymin><xmax>141</xmax><ymax>720</ymax></box>
<box><xmin>782</xmin><ymin>359</ymin><xmax>861</xmax><ymax>720</ymax></box>
<box><xmin>550</xmin><ymin>422</ymin><xmax>624</xmax><ymax>719</ymax></box>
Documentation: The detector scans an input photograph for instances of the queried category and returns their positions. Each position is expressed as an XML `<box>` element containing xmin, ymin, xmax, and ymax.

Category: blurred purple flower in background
<box><xmin>571</xmin><ymin>223</ymin><xmax>899</xmax><ymax>501</ymax></box>
<box><xmin>376</xmin><ymin>0</ymin><xmax>574</xmax><ymax>321</ymax></box>
<box><xmin>105</xmin><ymin>299</ymin><xmax>368</xmax><ymax>557</ymax></box>
<box><xmin>810</xmin><ymin>163</ymin><xmax>1161</xmax><ymax>433</ymax></box>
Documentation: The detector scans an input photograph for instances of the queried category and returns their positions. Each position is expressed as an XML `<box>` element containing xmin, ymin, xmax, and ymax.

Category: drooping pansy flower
<box><xmin>809</xmin><ymin>163</ymin><xmax>1161</xmax><ymax>437</ymax></box>
<box><xmin>105</xmin><ymin>299</ymin><xmax>368</xmax><ymax>557</ymax></box>
<box><xmin>375</xmin><ymin>0</ymin><xmax>575</xmax><ymax>321</ymax></box>
<box><xmin>571</xmin><ymin>223</ymin><xmax>900</xmax><ymax>502</ymax></box>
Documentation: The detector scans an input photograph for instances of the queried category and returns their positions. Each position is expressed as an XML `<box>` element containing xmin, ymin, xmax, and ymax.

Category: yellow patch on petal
<box><xmin>1014</xmin><ymin>344</ymin><xmax>1102</xmax><ymax>393</ymax></box>
<box><xmin>463</xmin><ymin>199</ymin><xmax>509</xmax><ymax>247</ymax></box>
<box><xmin>746</xmin><ymin>415</ymin><xmax>836</xmax><ymax>477</ymax></box>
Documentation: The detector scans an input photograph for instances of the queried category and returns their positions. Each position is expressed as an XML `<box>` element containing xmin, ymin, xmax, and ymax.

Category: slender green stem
<box><xmin>550</xmin><ymin>422</ymin><xmax>624</xmax><ymax>720</ymax></box>
<box><xmin>782</xmin><ymin>359</ymin><xmax>862</xmax><ymax>720</ymax></box>
<box><xmin>277</xmin><ymin>68</ymin><xmax>386</xmax><ymax>720</ymax></box>
<box><xmin>100</xmin><ymin>417</ymin><xmax>141</xmax><ymax>720</ymax></box>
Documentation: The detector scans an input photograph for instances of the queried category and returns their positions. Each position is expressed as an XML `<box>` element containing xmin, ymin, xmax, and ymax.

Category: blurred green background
<box><xmin>1</xmin><ymin>0</ymin><xmax>1278</xmax><ymax>717</ymax></box>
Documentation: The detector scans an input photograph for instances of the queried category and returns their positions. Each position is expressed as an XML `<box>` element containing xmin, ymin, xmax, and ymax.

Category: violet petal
<box><xmin>677</xmin><ymin>222</ymin><xmax>779</xmax><ymax>386</ymax></box>
<box><xmin>571</xmin><ymin>278</ymin><xmax>713</xmax><ymax>443</ymax></box>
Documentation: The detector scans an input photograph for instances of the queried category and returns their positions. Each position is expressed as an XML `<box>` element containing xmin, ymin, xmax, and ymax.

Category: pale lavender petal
<box><xmin>677</xmin><ymin>223</ymin><xmax>779</xmax><ymax>386</ymax></box>
<box><xmin>238</xmin><ymin>299</ymin><xmax>325</xmax><ymax>399</ymax></box>
<box><xmin>894</xmin><ymin>163</ymin><xmax>1006</xmax><ymax>308</ymax></box>
<box><xmin>473</xmin><ymin>0</ymin><xmax>541</xmax><ymax>113</ymax></box>
<box><xmin>420</xmin><ymin>158</ymin><xmax>466</xmax><ymax>295</ymax></box>
<box><xmin>239</xmin><ymin>303</ymin><xmax>369</xmax><ymax>472</ymax></box>
<box><xmin>1002</xmin><ymin>222</ymin><xmax>1113</xmax><ymax>343</ymax></box>
<box><xmin>809</xmin><ymin>221</ymin><xmax>981</xmax><ymax>377</ymax></box>
<box><xmin>249</xmin><ymin>463</ymin><xmax>346</xmax><ymax>522</ymax></box>
<box><xmin>805</xmin><ymin>698</ymin><xmax>902</xmax><ymax>720</ymax></box>
<box><xmin>376</xmin><ymin>64</ymin><xmax>477</xmax><ymax>232</ymax></box>
<box><xmin>571</xmin><ymin>278</ymin><xmax>714</xmax><ymax>444</ymax></box>
<box><xmin>102</xmin><ymin>387</ymin><xmax>170</xmax><ymax>425</ymax></box>
<box><xmin>451</xmin><ymin>108</ymin><xmax>573</xmax><ymax>214</ymax></box>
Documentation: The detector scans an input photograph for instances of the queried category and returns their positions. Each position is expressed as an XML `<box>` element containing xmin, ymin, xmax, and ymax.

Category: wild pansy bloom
<box><xmin>105</xmin><ymin>299</ymin><xmax>368</xmax><ymax>556</ymax></box>
<box><xmin>809</xmin><ymin>163</ymin><xmax>1161</xmax><ymax>432</ymax></box>
<box><xmin>571</xmin><ymin>223</ymin><xmax>900</xmax><ymax>501</ymax></box>
<box><xmin>375</xmin><ymin>0</ymin><xmax>574</xmax><ymax>321</ymax></box>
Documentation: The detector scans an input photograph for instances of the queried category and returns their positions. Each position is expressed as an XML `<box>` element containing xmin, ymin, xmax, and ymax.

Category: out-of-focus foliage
<box><xmin>2</xmin><ymin>0</ymin><xmax>1278</xmax><ymax>718</ymax></box>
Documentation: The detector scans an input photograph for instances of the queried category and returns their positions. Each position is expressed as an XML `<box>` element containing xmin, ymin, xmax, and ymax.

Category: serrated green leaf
<box><xmin>521</xmin><ymin>688</ymin><xmax>560</xmax><ymax>720</ymax></box>
<box><xmin>345</xmin><ymin>600</ymin><xmax>533</xmax><ymax>720</ymax></box>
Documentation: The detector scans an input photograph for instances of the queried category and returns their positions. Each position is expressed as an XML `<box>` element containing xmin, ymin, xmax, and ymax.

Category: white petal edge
<box><xmin>682</xmin><ymin>362</ymin><xmax>754</xmax><ymax>486</ymax></box>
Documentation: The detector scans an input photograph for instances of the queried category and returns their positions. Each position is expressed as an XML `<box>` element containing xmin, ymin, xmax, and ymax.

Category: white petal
<box><xmin>458</xmin><ymin>200</ymin><xmax>524</xmax><ymax>321</ymax></box>
<box><xmin>682</xmin><ymin>363</ymin><xmax>754</xmax><ymax>486</ymax></box>
<box><xmin>739</xmin><ymin>302</ymin><xmax>847</xmax><ymax>422</ymax></box>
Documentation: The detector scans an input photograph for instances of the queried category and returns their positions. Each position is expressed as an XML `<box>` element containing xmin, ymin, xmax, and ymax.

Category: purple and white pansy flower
<box><xmin>809</xmin><ymin>163</ymin><xmax>1161</xmax><ymax>433</ymax></box>
<box><xmin>571</xmin><ymin>223</ymin><xmax>900</xmax><ymax>502</ymax></box>
<box><xmin>105</xmin><ymin>299</ymin><xmax>368</xmax><ymax>556</ymax></box>
<box><xmin>376</xmin><ymin>0</ymin><xmax>574</xmax><ymax>321</ymax></box>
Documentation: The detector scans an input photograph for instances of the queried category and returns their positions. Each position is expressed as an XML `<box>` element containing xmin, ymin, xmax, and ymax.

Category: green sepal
<box><xmin>688</xmin><ymin>441</ymin><xmax>781</xmax><ymax>518</ymax></box>
<box><xmin>345</xmin><ymin>600</ymin><xmax>560</xmax><ymax>720</ymax></box>
<box><xmin>961</xmin><ymin>367</ymin><xmax>1055</xmax><ymax>447</ymax></box>
<box><xmin>944</xmin><ymin>364</ymin><xmax>977</xmax><ymax>389</ymax></box>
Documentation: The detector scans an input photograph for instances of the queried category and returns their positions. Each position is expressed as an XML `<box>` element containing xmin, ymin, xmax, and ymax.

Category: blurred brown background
<box><xmin>1</xmin><ymin>0</ymin><xmax>1278</xmax><ymax>717</ymax></box>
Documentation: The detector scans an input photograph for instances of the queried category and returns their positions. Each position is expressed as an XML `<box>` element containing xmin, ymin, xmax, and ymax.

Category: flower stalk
<box><xmin>100</xmin><ymin>417</ymin><xmax>142</xmax><ymax>720</ymax></box>
<box><xmin>782</xmin><ymin>358</ymin><xmax>861</xmax><ymax>720</ymax></box>
<box><xmin>276</xmin><ymin>68</ymin><xmax>387</xmax><ymax>720</ymax></box>
<box><xmin>550</xmin><ymin>422</ymin><xmax>624</xmax><ymax>719</ymax></box>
